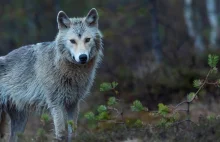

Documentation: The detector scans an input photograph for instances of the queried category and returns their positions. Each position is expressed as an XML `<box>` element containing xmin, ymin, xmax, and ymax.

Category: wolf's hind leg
<box><xmin>7</xmin><ymin>108</ymin><xmax>28</xmax><ymax>142</ymax></box>
<box><xmin>0</xmin><ymin>110</ymin><xmax>6</xmax><ymax>138</ymax></box>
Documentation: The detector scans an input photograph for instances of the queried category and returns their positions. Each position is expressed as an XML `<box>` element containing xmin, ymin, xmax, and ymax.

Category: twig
<box><xmin>173</xmin><ymin>101</ymin><xmax>188</xmax><ymax>111</ymax></box>
<box><xmin>186</xmin><ymin>102</ymin><xmax>190</xmax><ymax>128</ymax></box>
<box><xmin>108</xmin><ymin>107</ymin><xmax>120</xmax><ymax>116</ymax></box>
<box><xmin>189</xmin><ymin>69</ymin><xmax>212</xmax><ymax>103</ymax></box>
<box><xmin>173</xmin><ymin>69</ymin><xmax>211</xmax><ymax>113</ymax></box>
<box><xmin>205</xmin><ymin>81</ymin><xmax>218</xmax><ymax>85</ymax></box>
<box><xmin>170</xmin><ymin>69</ymin><xmax>212</xmax><ymax>128</ymax></box>
<box><xmin>175</xmin><ymin>109</ymin><xmax>188</xmax><ymax>112</ymax></box>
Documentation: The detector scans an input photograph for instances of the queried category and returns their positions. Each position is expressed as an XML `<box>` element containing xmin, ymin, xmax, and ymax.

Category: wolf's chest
<box><xmin>59</xmin><ymin>72</ymin><xmax>92</xmax><ymax>95</ymax></box>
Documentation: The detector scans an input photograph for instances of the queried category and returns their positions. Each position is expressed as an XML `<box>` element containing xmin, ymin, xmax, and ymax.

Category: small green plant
<box><xmin>85</xmin><ymin>81</ymin><xmax>149</xmax><ymax>130</ymax></box>
<box><xmin>41</xmin><ymin>113</ymin><xmax>50</xmax><ymax>124</ymax></box>
<box><xmin>84</xmin><ymin>111</ymin><xmax>97</xmax><ymax>128</ymax></box>
<box><xmin>85</xmin><ymin>82</ymin><xmax>119</xmax><ymax>128</ymax></box>
<box><xmin>35</xmin><ymin>113</ymin><xmax>51</xmax><ymax>141</ymax></box>
<box><xmin>134</xmin><ymin>119</ymin><xmax>143</xmax><ymax>127</ymax></box>
<box><xmin>131</xmin><ymin>100</ymin><xmax>146</xmax><ymax>112</ymax></box>
<box><xmin>96</xmin><ymin>105</ymin><xmax>109</xmax><ymax>120</ymax></box>
<box><xmin>84</xmin><ymin>112</ymin><xmax>96</xmax><ymax>121</ymax></box>
<box><xmin>67</xmin><ymin>120</ymin><xmax>77</xmax><ymax>131</ymax></box>
<box><xmin>154</xmin><ymin>103</ymin><xmax>179</xmax><ymax>128</ymax></box>
<box><xmin>207</xmin><ymin>114</ymin><xmax>216</xmax><ymax>121</ymax></box>
<box><xmin>37</xmin><ymin>128</ymin><xmax>46</xmax><ymax>137</ymax></box>
<box><xmin>100</xmin><ymin>81</ymin><xmax>118</xmax><ymax>92</ymax></box>
<box><xmin>36</xmin><ymin>128</ymin><xmax>47</xmax><ymax>141</ymax></box>
<box><xmin>158</xmin><ymin>103</ymin><xmax>169</xmax><ymax>117</ymax></box>
<box><xmin>85</xmin><ymin>55</ymin><xmax>220</xmax><ymax>132</ymax></box>
<box><xmin>153</xmin><ymin>54</ymin><xmax>220</xmax><ymax>128</ymax></box>
<box><xmin>100</xmin><ymin>81</ymin><xmax>119</xmax><ymax>94</ymax></box>
<box><xmin>97</xmin><ymin>105</ymin><xmax>107</xmax><ymax>113</ymax></box>
<box><xmin>208</xmin><ymin>54</ymin><xmax>219</xmax><ymax>68</ymax></box>
<box><xmin>96</xmin><ymin>111</ymin><xmax>109</xmax><ymax>121</ymax></box>
<box><xmin>187</xmin><ymin>92</ymin><xmax>196</xmax><ymax>102</ymax></box>
<box><xmin>107</xmin><ymin>97</ymin><xmax>117</xmax><ymax>106</ymax></box>
<box><xmin>193</xmin><ymin>80</ymin><xmax>202</xmax><ymax>89</ymax></box>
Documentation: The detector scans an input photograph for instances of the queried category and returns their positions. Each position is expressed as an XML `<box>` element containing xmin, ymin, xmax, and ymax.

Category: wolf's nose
<box><xmin>79</xmin><ymin>54</ymin><xmax>88</xmax><ymax>63</ymax></box>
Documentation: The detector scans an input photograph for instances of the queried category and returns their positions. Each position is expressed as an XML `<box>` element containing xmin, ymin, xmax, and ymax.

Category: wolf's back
<box><xmin>0</xmin><ymin>43</ymin><xmax>53</xmax><ymax>110</ymax></box>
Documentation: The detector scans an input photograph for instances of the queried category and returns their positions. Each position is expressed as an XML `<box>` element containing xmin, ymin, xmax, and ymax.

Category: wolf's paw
<box><xmin>68</xmin><ymin>132</ymin><xmax>77</xmax><ymax>140</ymax></box>
<box><xmin>68</xmin><ymin>131</ymin><xmax>78</xmax><ymax>137</ymax></box>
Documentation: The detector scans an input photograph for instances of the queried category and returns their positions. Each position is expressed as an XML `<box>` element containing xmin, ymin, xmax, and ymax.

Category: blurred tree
<box><xmin>0</xmin><ymin>0</ymin><xmax>220</xmax><ymax>111</ymax></box>
<box><xmin>206</xmin><ymin>0</ymin><xmax>218</xmax><ymax>49</ymax></box>
<box><xmin>150</xmin><ymin>0</ymin><xmax>163</xmax><ymax>63</ymax></box>
<box><xmin>184</xmin><ymin>0</ymin><xmax>205</xmax><ymax>53</ymax></box>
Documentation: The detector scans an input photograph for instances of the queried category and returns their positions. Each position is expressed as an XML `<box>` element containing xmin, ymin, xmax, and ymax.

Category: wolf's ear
<box><xmin>85</xmin><ymin>8</ymin><xmax>99</xmax><ymax>27</ymax></box>
<box><xmin>57</xmin><ymin>11</ymin><xmax>71</xmax><ymax>29</ymax></box>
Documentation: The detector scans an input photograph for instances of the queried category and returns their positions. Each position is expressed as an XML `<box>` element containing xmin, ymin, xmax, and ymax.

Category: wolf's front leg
<box><xmin>65</xmin><ymin>102</ymin><xmax>79</xmax><ymax>141</ymax></box>
<box><xmin>51</xmin><ymin>107</ymin><xmax>66</xmax><ymax>140</ymax></box>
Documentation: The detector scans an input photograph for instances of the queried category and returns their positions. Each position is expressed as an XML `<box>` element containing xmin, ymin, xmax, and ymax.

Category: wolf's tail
<box><xmin>0</xmin><ymin>108</ymin><xmax>6</xmax><ymax>138</ymax></box>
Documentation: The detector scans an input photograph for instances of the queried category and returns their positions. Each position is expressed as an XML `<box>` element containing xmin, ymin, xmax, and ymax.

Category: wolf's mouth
<box><xmin>79</xmin><ymin>61</ymin><xmax>87</xmax><ymax>64</ymax></box>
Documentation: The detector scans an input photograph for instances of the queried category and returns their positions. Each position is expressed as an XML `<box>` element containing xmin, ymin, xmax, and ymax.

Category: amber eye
<box><xmin>85</xmin><ymin>38</ymin><xmax>91</xmax><ymax>43</ymax></box>
<box><xmin>70</xmin><ymin>39</ymin><xmax>76</xmax><ymax>44</ymax></box>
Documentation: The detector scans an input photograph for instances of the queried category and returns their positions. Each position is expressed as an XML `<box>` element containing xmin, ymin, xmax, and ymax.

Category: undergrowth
<box><xmin>16</xmin><ymin>54</ymin><xmax>220</xmax><ymax>141</ymax></box>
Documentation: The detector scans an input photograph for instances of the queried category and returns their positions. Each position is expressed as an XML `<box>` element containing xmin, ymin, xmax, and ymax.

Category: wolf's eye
<box><xmin>70</xmin><ymin>39</ymin><xmax>76</xmax><ymax>44</ymax></box>
<box><xmin>85</xmin><ymin>38</ymin><xmax>91</xmax><ymax>43</ymax></box>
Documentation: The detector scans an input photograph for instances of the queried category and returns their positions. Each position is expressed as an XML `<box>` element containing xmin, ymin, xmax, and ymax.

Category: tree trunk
<box><xmin>206</xmin><ymin>0</ymin><xmax>218</xmax><ymax>49</ymax></box>
<box><xmin>150</xmin><ymin>0</ymin><xmax>163</xmax><ymax>63</ymax></box>
<box><xmin>184</xmin><ymin>0</ymin><xmax>205</xmax><ymax>52</ymax></box>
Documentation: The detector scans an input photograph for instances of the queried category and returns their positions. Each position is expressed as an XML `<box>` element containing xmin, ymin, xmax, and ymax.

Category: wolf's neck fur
<box><xmin>52</xmin><ymin>46</ymin><xmax>97</xmax><ymax>79</ymax></box>
<box><xmin>55</xmin><ymin>54</ymin><xmax>96</xmax><ymax>78</ymax></box>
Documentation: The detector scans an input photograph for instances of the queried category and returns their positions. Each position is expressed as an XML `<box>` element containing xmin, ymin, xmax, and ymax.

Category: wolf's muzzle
<box><xmin>79</xmin><ymin>54</ymin><xmax>88</xmax><ymax>64</ymax></box>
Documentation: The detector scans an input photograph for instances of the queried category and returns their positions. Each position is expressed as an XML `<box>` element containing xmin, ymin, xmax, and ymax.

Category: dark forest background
<box><xmin>1</xmin><ymin>0</ymin><xmax>220</xmax><ymax>140</ymax></box>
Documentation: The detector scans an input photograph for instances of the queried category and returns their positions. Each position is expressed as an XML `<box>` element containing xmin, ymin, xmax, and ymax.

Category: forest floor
<box><xmin>73</xmin><ymin>119</ymin><xmax>220</xmax><ymax>142</ymax></box>
<box><xmin>0</xmin><ymin>101</ymin><xmax>219</xmax><ymax>142</ymax></box>
<box><xmin>15</xmin><ymin>117</ymin><xmax>220</xmax><ymax>142</ymax></box>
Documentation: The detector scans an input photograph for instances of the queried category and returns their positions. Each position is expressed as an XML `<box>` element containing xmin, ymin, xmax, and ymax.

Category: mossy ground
<box><xmin>73</xmin><ymin>118</ymin><xmax>220</xmax><ymax>142</ymax></box>
<box><xmin>10</xmin><ymin>117</ymin><xmax>220</xmax><ymax>142</ymax></box>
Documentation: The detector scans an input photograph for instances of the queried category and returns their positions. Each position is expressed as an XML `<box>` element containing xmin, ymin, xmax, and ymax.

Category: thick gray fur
<box><xmin>0</xmin><ymin>8</ymin><xmax>103</xmax><ymax>141</ymax></box>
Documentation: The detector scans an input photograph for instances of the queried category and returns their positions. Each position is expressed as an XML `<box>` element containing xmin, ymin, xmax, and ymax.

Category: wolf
<box><xmin>0</xmin><ymin>8</ymin><xmax>103</xmax><ymax>141</ymax></box>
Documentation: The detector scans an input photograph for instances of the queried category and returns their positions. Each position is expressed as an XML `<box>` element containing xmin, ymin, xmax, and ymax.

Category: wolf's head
<box><xmin>55</xmin><ymin>8</ymin><xmax>103</xmax><ymax>65</ymax></box>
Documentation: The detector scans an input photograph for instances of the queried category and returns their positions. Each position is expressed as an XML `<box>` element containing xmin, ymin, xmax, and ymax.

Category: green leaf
<box><xmin>158</xmin><ymin>103</ymin><xmax>169</xmax><ymax>116</ymax></box>
<box><xmin>131</xmin><ymin>100</ymin><xmax>145</xmax><ymax>112</ymax></box>
<box><xmin>37</xmin><ymin>128</ymin><xmax>46</xmax><ymax>137</ymax></box>
<box><xmin>207</xmin><ymin>114</ymin><xmax>216</xmax><ymax>121</ymax></box>
<box><xmin>218</xmin><ymin>79</ymin><xmax>220</xmax><ymax>86</ymax></box>
<box><xmin>111</xmin><ymin>81</ymin><xmax>118</xmax><ymax>89</ymax></box>
<box><xmin>67</xmin><ymin>120</ymin><xmax>77</xmax><ymax>130</ymax></box>
<box><xmin>107</xmin><ymin>97</ymin><xmax>117</xmax><ymax>106</ymax></box>
<box><xmin>208</xmin><ymin>54</ymin><xmax>219</xmax><ymax>68</ymax></box>
<box><xmin>96</xmin><ymin>111</ymin><xmax>109</xmax><ymax>120</ymax></box>
<box><xmin>100</xmin><ymin>82</ymin><xmax>118</xmax><ymax>92</ymax></box>
<box><xmin>67</xmin><ymin>120</ymin><xmax>73</xmax><ymax>126</ymax></box>
<box><xmin>187</xmin><ymin>92</ymin><xmax>196</xmax><ymax>102</ymax></box>
<box><xmin>212</xmin><ymin>67</ymin><xmax>218</xmax><ymax>74</ymax></box>
<box><xmin>97</xmin><ymin>105</ymin><xmax>107</xmax><ymax>113</ymax></box>
<box><xmin>157</xmin><ymin>118</ymin><xmax>167</xmax><ymax>127</ymax></box>
<box><xmin>193</xmin><ymin>79</ymin><xmax>202</xmax><ymax>89</ymax></box>
<box><xmin>84</xmin><ymin>112</ymin><xmax>95</xmax><ymax>120</ymax></box>
<box><xmin>134</xmin><ymin>119</ymin><xmax>143</xmax><ymax>127</ymax></box>
<box><xmin>41</xmin><ymin>113</ymin><xmax>50</xmax><ymax>123</ymax></box>
<box><xmin>100</xmin><ymin>82</ymin><xmax>112</xmax><ymax>92</ymax></box>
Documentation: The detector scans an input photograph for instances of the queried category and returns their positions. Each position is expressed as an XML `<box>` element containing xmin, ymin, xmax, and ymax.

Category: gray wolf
<box><xmin>0</xmin><ymin>8</ymin><xmax>103</xmax><ymax>141</ymax></box>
